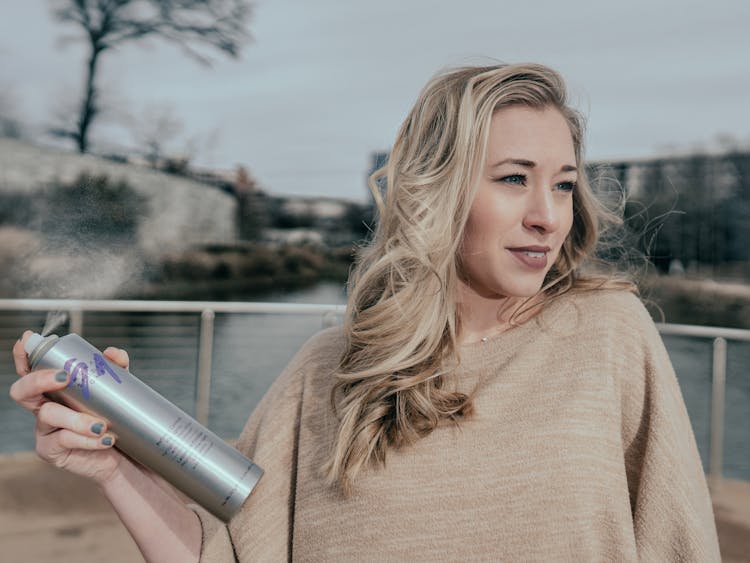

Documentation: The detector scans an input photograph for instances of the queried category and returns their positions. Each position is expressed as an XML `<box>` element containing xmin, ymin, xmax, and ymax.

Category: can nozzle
<box><xmin>25</xmin><ymin>333</ymin><xmax>45</xmax><ymax>356</ymax></box>
<box><xmin>24</xmin><ymin>332</ymin><xmax>62</xmax><ymax>369</ymax></box>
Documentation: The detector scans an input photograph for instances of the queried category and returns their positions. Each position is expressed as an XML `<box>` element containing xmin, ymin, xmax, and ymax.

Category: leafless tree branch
<box><xmin>50</xmin><ymin>0</ymin><xmax>252</xmax><ymax>152</ymax></box>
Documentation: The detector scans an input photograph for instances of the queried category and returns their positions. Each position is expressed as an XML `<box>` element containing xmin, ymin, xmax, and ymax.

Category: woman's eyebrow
<box><xmin>490</xmin><ymin>158</ymin><xmax>577</xmax><ymax>173</ymax></box>
<box><xmin>490</xmin><ymin>158</ymin><xmax>535</xmax><ymax>168</ymax></box>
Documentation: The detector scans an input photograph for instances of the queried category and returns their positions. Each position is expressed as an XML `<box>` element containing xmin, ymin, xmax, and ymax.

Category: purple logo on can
<box><xmin>63</xmin><ymin>353</ymin><xmax>123</xmax><ymax>400</ymax></box>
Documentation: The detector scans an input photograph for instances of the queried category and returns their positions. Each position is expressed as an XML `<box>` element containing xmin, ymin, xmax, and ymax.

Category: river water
<box><xmin>1</xmin><ymin>282</ymin><xmax>748</xmax><ymax>480</ymax></box>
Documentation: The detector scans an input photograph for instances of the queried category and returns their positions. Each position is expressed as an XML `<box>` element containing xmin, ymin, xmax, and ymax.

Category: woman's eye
<box><xmin>499</xmin><ymin>174</ymin><xmax>526</xmax><ymax>186</ymax></box>
<box><xmin>555</xmin><ymin>181</ymin><xmax>577</xmax><ymax>192</ymax></box>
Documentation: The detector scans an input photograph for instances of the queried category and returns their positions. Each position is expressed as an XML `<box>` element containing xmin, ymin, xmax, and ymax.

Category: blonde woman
<box><xmin>11</xmin><ymin>63</ymin><xmax>720</xmax><ymax>562</ymax></box>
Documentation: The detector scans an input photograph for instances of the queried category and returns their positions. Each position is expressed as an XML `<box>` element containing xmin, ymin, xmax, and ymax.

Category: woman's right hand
<box><xmin>11</xmin><ymin>332</ymin><xmax>203</xmax><ymax>561</ymax></box>
<box><xmin>9</xmin><ymin>331</ymin><xmax>128</xmax><ymax>485</ymax></box>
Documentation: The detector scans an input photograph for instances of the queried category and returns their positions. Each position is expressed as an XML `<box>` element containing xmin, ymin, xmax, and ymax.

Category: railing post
<box><xmin>196</xmin><ymin>309</ymin><xmax>215</xmax><ymax>426</ymax></box>
<box><xmin>69</xmin><ymin>309</ymin><xmax>84</xmax><ymax>336</ymax></box>
<box><xmin>709</xmin><ymin>337</ymin><xmax>726</xmax><ymax>492</ymax></box>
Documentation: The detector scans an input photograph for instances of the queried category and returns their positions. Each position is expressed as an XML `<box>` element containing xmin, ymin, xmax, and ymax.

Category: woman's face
<box><xmin>459</xmin><ymin>105</ymin><xmax>576</xmax><ymax>300</ymax></box>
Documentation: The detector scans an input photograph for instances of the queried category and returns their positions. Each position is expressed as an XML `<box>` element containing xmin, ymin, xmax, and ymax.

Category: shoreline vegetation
<box><xmin>129</xmin><ymin>242</ymin><xmax>354</xmax><ymax>301</ymax></box>
<box><xmin>642</xmin><ymin>275</ymin><xmax>750</xmax><ymax>329</ymax></box>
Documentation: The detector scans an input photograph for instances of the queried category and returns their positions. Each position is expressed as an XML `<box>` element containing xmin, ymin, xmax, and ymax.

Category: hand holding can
<box><xmin>10</xmin><ymin>331</ymin><xmax>125</xmax><ymax>484</ymax></box>
<box><xmin>21</xmin><ymin>331</ymin><xmax>263</xmax><ymax>522</ymax></box>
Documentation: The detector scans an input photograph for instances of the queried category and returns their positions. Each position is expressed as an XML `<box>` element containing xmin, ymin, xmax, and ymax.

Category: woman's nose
<box><xmin>522</xmin><ymin>187</ymin><xmax>561</xmax><ymax>234</ymax></box>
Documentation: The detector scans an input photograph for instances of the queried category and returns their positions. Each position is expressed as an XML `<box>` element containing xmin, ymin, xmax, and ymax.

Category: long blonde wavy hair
<box><xmin>323</xmin><ymin>63</ymin><xmax>632</xmax><ymax>494</ymax></box>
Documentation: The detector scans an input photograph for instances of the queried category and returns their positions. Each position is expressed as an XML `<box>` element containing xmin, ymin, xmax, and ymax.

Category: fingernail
<box><xmin>55</xmin><ymin>371</ymin><xmax>68</xmax><ymax>382</ymax></box>
<box><xmin>101</xmin><ymin>436</ymin><xmax>113</xmax><ymax>446</ymax></box>
<box><xmin>91</xmin><ymin>422</ymin><xmax>104</xmax><ymax>435</ymax></box>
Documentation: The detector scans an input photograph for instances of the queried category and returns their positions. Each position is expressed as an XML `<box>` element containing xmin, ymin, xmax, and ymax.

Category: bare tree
<box><xmin>51</xmin><ymin>0</ymin><xmax>251</xmax><ymax>153</ymax></box>
<box><xmin>131</xmin><ymin>102</ymin><xmax>184</xmax><ymax>167</ymax></box>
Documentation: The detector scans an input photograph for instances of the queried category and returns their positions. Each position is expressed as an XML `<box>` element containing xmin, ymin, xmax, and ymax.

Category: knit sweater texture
<box><xmin>191</xmin><ymin>289</ymin><xmax>721</xmax><ymax>562</ymax></box>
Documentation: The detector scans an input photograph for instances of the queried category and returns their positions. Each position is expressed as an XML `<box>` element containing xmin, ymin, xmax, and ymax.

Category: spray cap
<box><xmin>24</xmin><ymin>333</ymin><xmax>46</xmax><ymax>356</ymax></box>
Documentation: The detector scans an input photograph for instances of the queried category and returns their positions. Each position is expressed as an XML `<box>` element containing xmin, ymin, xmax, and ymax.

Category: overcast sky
<box><xmin>1</xmin><ymin>0</ymin><xmax>749</xmax><ymax>201</ymax></box>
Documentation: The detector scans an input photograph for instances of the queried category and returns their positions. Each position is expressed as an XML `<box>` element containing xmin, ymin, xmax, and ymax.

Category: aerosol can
<box><xmin>25</xmin><ymin>332</ymin><xmax>263</xmax><ymax>522</ymax></box>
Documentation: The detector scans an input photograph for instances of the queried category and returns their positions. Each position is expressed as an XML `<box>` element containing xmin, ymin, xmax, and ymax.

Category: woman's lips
<box><xmin>507</xmin><ymin>246</ymin><xmax>550</xmax><ymax>270</ymax></box>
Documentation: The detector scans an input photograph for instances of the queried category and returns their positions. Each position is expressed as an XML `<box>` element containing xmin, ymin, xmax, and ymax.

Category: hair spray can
<box><xmin>25</xmin><ymin>332</ymin><xmax>263</xmax><ymax>522</ymax></box>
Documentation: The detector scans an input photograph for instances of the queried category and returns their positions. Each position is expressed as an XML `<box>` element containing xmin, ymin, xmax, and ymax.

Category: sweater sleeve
<box><xmin>190</xmin><ymin>330</ymin><xmax>323</xmax><ymax>562</ymax></box>
<box><xmin>618</xmin><ymin>297</ymin><xmax>721</xmax><ymax>562</ymax></box>
<box><xmin>190</xmin><ymin>503</ymin><xmax>236</xmax><ymax>562</ymax></box>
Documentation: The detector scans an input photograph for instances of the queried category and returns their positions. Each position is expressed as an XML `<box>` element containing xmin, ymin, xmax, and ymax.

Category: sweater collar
<box><xmin>455</xmin><ymin>292</ymin><xmax>575</xmax><ymax>373</ymax></box>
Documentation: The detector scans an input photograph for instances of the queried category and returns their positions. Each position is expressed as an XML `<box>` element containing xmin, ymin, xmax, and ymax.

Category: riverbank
<box><xmin>127</xmin><ymin>242</ymin><xmax>352</xmax><ymax>301</ymax></box>
<box><xmin>643</xmin><ymin>275</ymin><xmax>750</xmax><ymax>329</ymax></box>
<box><xmin>1</xmin><ymin>451</ymin><xmax>747</xmax><ymax>562</ymax></box>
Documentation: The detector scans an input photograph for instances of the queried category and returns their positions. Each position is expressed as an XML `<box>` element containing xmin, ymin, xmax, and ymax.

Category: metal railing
<box><xmin>0</xmin><ymin>298</ymin><xmax>345</xmax><ymax>430</ymax></box>
<box><xmin>1</xmin><ymin>298</ymin><xmax>748</xmax><ymax>489</ymax></box>
<box><xmin>655</xmin><ymin>323</ymin><xmax>750</xmax><ymax>491</ymax></box>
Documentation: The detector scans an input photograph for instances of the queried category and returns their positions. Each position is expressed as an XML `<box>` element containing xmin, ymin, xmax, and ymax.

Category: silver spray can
<box><xmin>25</xmin><ymin>332</ymin><xmax>263</xmax><ymax>522</ymax></box>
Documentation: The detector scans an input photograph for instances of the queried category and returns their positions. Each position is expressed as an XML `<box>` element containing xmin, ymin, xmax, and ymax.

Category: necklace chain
<box><xmin>480</xmin><ymin>322</ymin><xmax>513</xmax><ymax>343</ymax></box>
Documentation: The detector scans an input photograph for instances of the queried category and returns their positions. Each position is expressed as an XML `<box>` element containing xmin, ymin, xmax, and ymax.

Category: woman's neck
<box><xmin>456</xmin><ymin>284</ymin><xmax>539</xmax><ymax>345</ymax></box>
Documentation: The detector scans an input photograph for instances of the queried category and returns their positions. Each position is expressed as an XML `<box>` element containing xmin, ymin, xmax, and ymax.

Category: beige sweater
<box><xmin>191</xmin><ymin>290</ymin><xmax>721</xmax><ymax>562</ymax></box>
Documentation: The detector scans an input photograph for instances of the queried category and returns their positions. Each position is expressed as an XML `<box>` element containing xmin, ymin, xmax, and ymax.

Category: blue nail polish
<box><xmin>55</xmin><ymin>371</ymin><xmax>68</xmax><ymax>382</ymax></box>
<box><xmin>102</xmin><ymin>436</ymin><xmax>113</xmax><ymax>446</ymax></box>
<box><xmin>91</xmin><ymin>422</ymin><xmax>104</xmax><ymax>435</ymax></box>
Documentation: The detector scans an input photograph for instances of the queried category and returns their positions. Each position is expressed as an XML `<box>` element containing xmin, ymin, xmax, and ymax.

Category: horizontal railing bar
<box><xmin>656</xmin><ymin>322</ymin><xmax>750</xmax><ymax>342</ymax></box>
<box><xmin>0</xmin><ymin>299</ymin><xmax>346</xmax><ymax>316</ymax></box>
<box><xmin>2</xmin><ymin>299</ymin><xmax>750</xmax><ymax>341</ymax></box>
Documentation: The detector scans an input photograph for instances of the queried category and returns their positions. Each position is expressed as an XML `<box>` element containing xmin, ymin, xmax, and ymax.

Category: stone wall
<box><xmin>0</xmin><ymin>138</ymin><xmax>237</xmax><ymax>255</ymax></box>
<box><xmin>0</xmin><ymin>139</ymin><xmax>237</xmax><ymax>298</ymax></box>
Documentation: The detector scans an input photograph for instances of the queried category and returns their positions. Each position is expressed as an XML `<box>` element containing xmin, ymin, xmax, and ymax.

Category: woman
<box><xmin>11</xmin><ymin>63</ymin><xmax>720</xmax><ymax>561</ymax></box>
